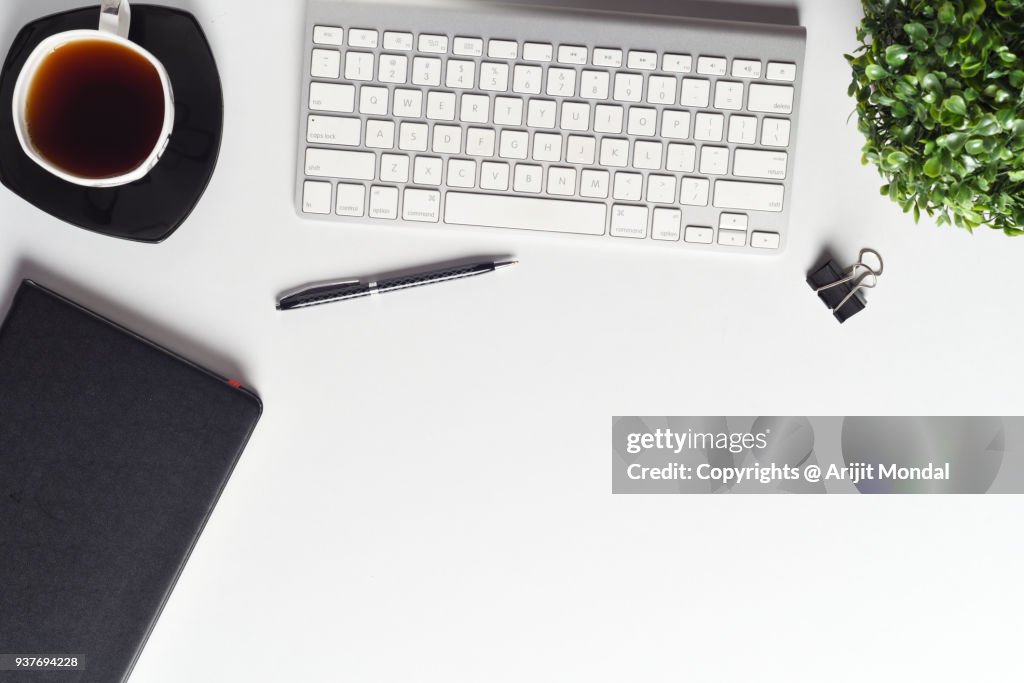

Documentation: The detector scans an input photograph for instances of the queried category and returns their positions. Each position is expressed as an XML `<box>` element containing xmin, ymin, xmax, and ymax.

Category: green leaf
<box><xmin>938</xmin><ymin>1</ymin><xmax>957</xmax><ymax>22</ymax></box>
<box><xmin>943</xmin><ymin>95</ymin><xmax>967</xmax><ymax>115</ymax></box>
<box><xmin>865</xmin><ymin>64</ymin><xmax>888</xmax><ymax>81</ymax></box>
<box><xmin>885</xmin><ymin>45</ymin><xmax>910</xmax><ymax>67</ymax></box>
<box><xmin>924</xmin><ymin>156</ymin><xmax>944</xmax><ymax>177</ymax></box>
<box><xmin>904</xmin><ymin>22</ymin><xmax>929</xmax><ymax>42</ymax></box>
<box><xmin>887</xmin><ymin>151</ymin><xmax>911</xmax><ymax>166</ymax></box>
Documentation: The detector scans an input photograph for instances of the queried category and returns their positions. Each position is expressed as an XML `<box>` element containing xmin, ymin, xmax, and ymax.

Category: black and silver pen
<box><xmin>276</xmin><ymin>259</ymin><xmax>518</xmax><ymax>311</ymax></box>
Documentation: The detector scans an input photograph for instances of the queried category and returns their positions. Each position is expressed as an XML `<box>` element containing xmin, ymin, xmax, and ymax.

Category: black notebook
<box><xmin>0</xmin><ymin>281</ymin><xmax>262</xmax><ymax>683</ymax></box>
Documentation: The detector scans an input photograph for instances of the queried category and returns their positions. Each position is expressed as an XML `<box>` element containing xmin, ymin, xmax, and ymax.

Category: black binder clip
<box><xmin>807</xmin><ymin>248</ymin><xmax>883</xmax><ymax>323</ymax></box>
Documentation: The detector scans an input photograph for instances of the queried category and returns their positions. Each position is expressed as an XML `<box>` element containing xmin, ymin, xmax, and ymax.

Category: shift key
<box><xmin>305</xmin><ymin>148</ymin><xmax>375</xmax><ymax>180</ymax></box>
<box><xmin>713</xmin><ymin>180</ymin><xmax>784</xmax><ymax>212</ymax></box>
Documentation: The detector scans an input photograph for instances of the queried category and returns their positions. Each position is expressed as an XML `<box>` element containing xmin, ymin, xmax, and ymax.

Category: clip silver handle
<box><xmin>100</xmin><ymin>0</ymin><xmax>131</xmax><ymax>38</ymax></box>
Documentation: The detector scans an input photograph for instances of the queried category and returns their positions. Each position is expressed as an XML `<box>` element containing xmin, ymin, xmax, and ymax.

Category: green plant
<box><xmin>847</xmin><ymin>0</ymin><xmax>1024</xmax><ymax>235</ymax></box>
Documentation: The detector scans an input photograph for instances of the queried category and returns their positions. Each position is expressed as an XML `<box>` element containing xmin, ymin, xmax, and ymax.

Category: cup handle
<box><xmin>99</xmin><ymin>0</ymin><xmax>131</xmax><ymax>38</ymax></box>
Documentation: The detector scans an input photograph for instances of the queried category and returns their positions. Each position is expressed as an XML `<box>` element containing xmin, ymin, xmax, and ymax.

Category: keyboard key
<box><xmin>399</xmin><ymin>122</ymin><xmax>428</xmax><ymax>151</ymax></box>
<box><xmin>566</xmin><ymin>136</ymin><xmax>596</xmax><ymax>164</ymax></box>
<box><xmin>727</xmin><ymin>115</ymin><xmax>757</xmax><ymax>144</ymax></box>
<box><xmin>718</xmin><ymin>228</ymin><xmax>746</xmax><ymax>246</ymax></box>
<box><xmin>460</xmin><ymin>94</ymin><xmax>490</xmax><ymax>122</ymax></box>
<box><xmin>378</xmin><ymin>54</ymin><xmax>408</xmax><ymax>84</ymax></box>
<box><xmin>493</xmin><ymin>97</ymin><xmax>523</xmax><ymax>125</ymax></box>
<box><xmin>580</xmin><ymin>169</ymin><xmax>609</xmax><ymax>198</ymax></box>
<box><xmin>666</xmin><ymin>143</ymin><xmax>696</xmax><ymax>172</ymax></box>
<box><xmin>527</xmin><ymin>99</ymin><xmax>557</xmax><ymax>128</ymax></box>
<box><xmin>680</xmin><ymin>78</ymin><xmax>710</xmax><ymax>107</ymax></box>
<box><xmin>594</xmin><ymin>104</ymin><xmax>624</xmax><ymax>133</ymax></box>
<box><xmin>305</xmin><ymin>148</ymin><xmax>375</xmax><ymax>180</ymax></box>
<box><xmin>761</xmin><ymin>118</ymin><xmax>791</xmax><ymax>147</ymax></box>
<box><xmin>532</xmin><ymin>132</ymin><xmax>562</xmax><ymax>161</ymax></box>
<box><xmin>359</xmin><ymin>86</ymin><xmax>389</xmax><ymax>115</ymax></box>
<box><xmin>399</xmin><ymin>189</ymin><xmax>440</xmax><ymax>222</ymax></box>
<box><xmin>684</xmin><ymin>226</ymin><xmax>714</xmax><ymax>243</ymax></box>
<box><xmin>453</xmin><ymin>37</ymin><xmax>484</xmax><ymax>56</ymax></box>
<box><xmin>413</xmin><ymin>156</ymin><xmax>442</xmax><ymax>184</ymax></box>
<box><xmin>380</xmin><ymin>153</ymin><xmax>410</xmax><ymax>182</ymax></box>
<box><xmin>751</xmin><ymin>231</ymin><xmax>781</xmax><ymax>249</ymax></box>
<box><xmin>383</xmin><ymin>31</ymin><xmax>413</xmax><ymax>51</ymax></box>
<box><xmin>412</xmin><ymin>57</ymin><xmax>442</xmax><ymax>86</ymax></box>
<box><xmin>432</xmin><ymin>125</ymin><xmax>461</xmax><ymax>153</ymax></box>
<box><xmin>313</xmin><ymin>26</ymin><xmax>344</xmax><ymax>46</ymax></box>
<box><xmin>369</xmin><ymin>186</ymin><xmax>399</xmax><ymax>219</ymax></box>
<box><xmin>426</xmin><ymin>91</ymin><xmax>456</xmax><ymax>120</ymax></box>
<box><xmin>547</xmin><ymin>167</ymin><xmax>577</xmax><ymax>195</ymax></box>
<box><xmin>513</xmin><ymin>164</ymin><xmax>543</xmax><ymax>193</ymax></box>
<box><xmin>335</xmin><ymin>183</ymin><xmax>365</xmax><ymax>216</ymax></box>
<box><xmin>499</xmin><ymin>130</ymin><xmax>529</xmax><ymax>159</ymax></box>
<box><xmin>393</xmin><ymin>89</ymin><xmax>423</xmax><ymax>117</ymax></box>
<box><xmin>600</xmin><ymin>138</ymin><xmax>629</xmax><ymax>167</ymax></box>
<box><xmin>699</xmin><ymin>146</ymin><xmax>729</xmax><ymax>175</ymax></box>
<box><xmin>558</xmin><ymin>45</ymin><xmax>587</xmax><ymax>64</ymax></box>
<box><xmin>560</xmin><ymin>102</ymin><xmax>590</xmax><ymax>131</ymax></box>
<box><xmin>480</xmin><ymin>62</ymin><xmax>510</xmax><ymax>91</ymax></box>
<box><xmin>344</xmin><ymin>52</ymin><xmax>374</xmax><ymax>81</ymax></box>
<box><xmin>714</xmin><ymin>81</ymin><xmax>743</xmax><ymax>110</ymax></box>
<box><xmin>488</xmin><ymin>39</ymin><xmax>518</xmax><ymax>59</ymax></box>
<box><xmin>593</xmin><ymin>48</ymin><xmax>623</xmax><ymax>67</ymax></box>
<box><xmin>302</xmin><ymin>180</ymin><xmax>332</xmax><ymax>214</ymax></box>
<box><xmin>733</xmin><ymin>149</ymin><xmax>788</xmax><ymax>179</ymax></box>
<box><xmin>697</xmin><ymin>56</ymin><xmax>727</xmax><ymax>75</ymax></box>
<box><xmin>627</xmin><ymin>108</ymin><xmax>657</xmax><ymax>136</ymax></box>
<box><xmin>448</xmin><ymin>159</ymin><xmax>477</xmax><ymax>188</ymax></box>
<box><xmin>466</xmin><ymin>128</ymin><xmax>496</xmax><ymax>156</ymax></box>
<box><xmin>646</xmin><ymin>174</ymin><xmax>676</xmax><ymax>203</ymax></box>
<box><xmin>680</xmin><ymin>177</ymin><xmax>710</xmax><ymax>205</ymax></box>
<box><xmin>480</xmin><ymin>161</ymin><xmax>510</xmax><ymax>190</ymax></box>
<box><xmin>694</xmin><ymin>112</ymin><xmax>724</xmax><ymax>141</ymax></box>
<box><xmin>309</xmin><ymin>83</ymin><xmax>355</xmax><ymax>113</ymax></box>
<box><xmin>580</xmin><ymin>71</ymin><xmax>610</xmax><ymax>99</ymax></box>
<box><xmin>445</xmin><ymin>60</ymin><xmax>476</xmax><ymax>88</ymax></box>
<box><xmin>307</xmin><ymin>114</ymin><xmax>360</xmax><ymax>145</ymax></box>
<box><xmin>747</xmin><ymin>83</ymin><xmax>794</xmax><ymax>114</ymax></box>
<box><xmin>663</xmin><ymin>54</ymin><xmax>692</xmax><ymax>73</ymax></box>
<box><xmin>523</xmin><ymin>42</ymin><xmax>553</xmax><ymax>62</ymax></box>
<box><xmin>418</xmin><ymin>34</ymin><xmax>448</xmax><ymax>53</ymax></box>
<box><xmin>445</xmin><ymin>193</ymin><xmax>607</xmax><ymax>234</ymax></box>
<box><xmin>627</xmin><ymin>51</ymin><xmax>658</xmax><ymax>70</ymax></box>
<box><xmin>661</xmin><ymin>110</ymin><xmax>691</xmax><ymax>139</ymax></box>
<box><xmin>766</xmin><ymin>62</ymin><xmax>797</xmax><ymax>81</ymax></box>
<box><xmin>613</xmin><ymin>73</ymin><xmax>643</xmax><ymax>102</ymax></box>
<box><xmin>732</xmin><ymin>59</ymin><xmax>762</xmax><ymax>78</ymax></box>
<box><xmin>613</xmin><ymin>172</ymin><xmax>643</xmax><ymax>201</ymax></box>
<box><xmin>647</xmin><ymin>76</ymin><xmax>677</xmax><ymax>104</ymax></box>
<box><xmin>713</xmin><ymin>180</ymin><xmax>784</xmax><ymax>211</ymax></box>
<box><xmin>546</xmin><ymin>68</ymin><xmax>576</xmax><ymax>97</ymax></box>
<box><xmin>611</xmin><ymin>205</ymin><xmax>648</xmax><ymax>238</ymax></box>
<box><xmin>311</xmin><ymin>49</ymin><xmax>340</xmax><ymax>78</ymax></box>
<box><xmin>652</xmin><ymin>208</ymin><xmax>682</xmax><ymax>241</ymax></box>
<box><xmin>513</xmin><ymin>65</ymin><xmax>543</xmax><ymax>94</ymax></box>
<box><xmin>719</xmin><ymin>212</ymin><xmax>748</xmax><ymax>229</ymax></box>
<box><xmin>348</xmin><ymin>29</ymin><xmax>379</xmax><ymax>48</ymax></box>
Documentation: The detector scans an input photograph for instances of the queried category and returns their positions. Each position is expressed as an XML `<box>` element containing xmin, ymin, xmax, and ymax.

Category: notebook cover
<box><xmin>0</xmin><ymin>280</ymin><xmax>262</xmax><ymax>682</ymax></box>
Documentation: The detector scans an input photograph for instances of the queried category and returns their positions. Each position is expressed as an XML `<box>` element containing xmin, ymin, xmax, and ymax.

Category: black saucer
<box><xmin>0</xmin><ymin>5</ymin><xmax>223</xmax><ymax>243</ymax></box>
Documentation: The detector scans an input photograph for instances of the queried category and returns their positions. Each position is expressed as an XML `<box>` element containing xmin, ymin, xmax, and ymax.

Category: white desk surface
<box><xmin>2</xmin><ymin>0</ymin><xmax>1022</xmax><ymax>680</ymax></box>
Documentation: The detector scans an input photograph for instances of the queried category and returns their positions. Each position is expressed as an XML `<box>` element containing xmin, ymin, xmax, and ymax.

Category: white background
<box><xmin>1</xmin><ymin>0</ymin><xmax>1022</xmax><ymax>680</ymax></box>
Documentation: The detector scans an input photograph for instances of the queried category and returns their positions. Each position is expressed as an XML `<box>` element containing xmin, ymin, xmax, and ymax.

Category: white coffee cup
<box><xmin>11</xmin><ymin>0</ymin><xmax>175</xmax><ymax>187</ymax></box>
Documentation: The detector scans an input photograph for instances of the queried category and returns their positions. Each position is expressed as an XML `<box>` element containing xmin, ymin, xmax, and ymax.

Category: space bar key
<box><xmin>444</xmin><ymin>192</ymin><xmax>607</xmax><ymax>235</ymax></box>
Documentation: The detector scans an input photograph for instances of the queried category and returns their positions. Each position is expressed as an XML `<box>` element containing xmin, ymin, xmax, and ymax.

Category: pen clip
<box><xmin>278</xmin><ymin>278</ymin><xmax>362</xmax><ymax>302</ymax></box>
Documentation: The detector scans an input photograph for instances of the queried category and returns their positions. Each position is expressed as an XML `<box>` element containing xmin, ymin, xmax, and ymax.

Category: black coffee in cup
<box><xmin>25</xmin><ymin>39</ymin><xmax>166</xmax><ymax>179</ymax></box>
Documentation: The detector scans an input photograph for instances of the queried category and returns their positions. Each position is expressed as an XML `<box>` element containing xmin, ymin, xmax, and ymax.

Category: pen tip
<box><xmin>494</xmin><ymin>259</ymin><xmax>518</xmax><ymax>269</ymax></box>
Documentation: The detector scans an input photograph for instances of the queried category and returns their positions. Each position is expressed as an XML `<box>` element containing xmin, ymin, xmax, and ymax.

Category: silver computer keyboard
<box><xmin>296</xmin><ymin>0</ymin><xmax>805</xmax><ymax>253</ymax></box>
